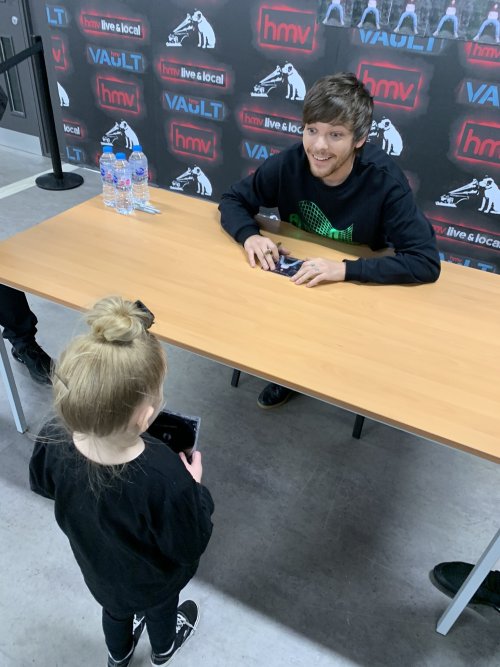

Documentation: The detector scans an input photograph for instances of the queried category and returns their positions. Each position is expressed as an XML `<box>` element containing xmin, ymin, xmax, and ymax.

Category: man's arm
<box><xmin>218</xmin><ymin>153</ymin><xmax>283</xmax><ymax>245</ymax></box>
<box><xmin>344</xmin><ymin>188</ymin><xmax>441</xmax><ymax>284</ymax></box>
<box><xmin>219</xmin><ymin>153</ymin><xmax>292</xmax><ymax>269</ymax></box>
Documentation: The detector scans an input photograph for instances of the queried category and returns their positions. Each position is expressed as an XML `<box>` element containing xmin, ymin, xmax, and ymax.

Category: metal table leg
<box><xmin>436</xmin><ymin>528</ymin><xmax>500</xmax><ymax>635</ymax></box>
<box><xmin>0</xmin><ymin>332</ymin><xmax>27</xmax><ymax>433</ymax></box>
<box><xmin>231</xmin><ymin>369</ymin><xmax>241</xmax><ymax>388</ymax></box>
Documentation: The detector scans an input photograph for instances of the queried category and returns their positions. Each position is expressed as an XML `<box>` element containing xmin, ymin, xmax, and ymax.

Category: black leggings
<box><xmin>0</xmin><ymin>285</ymin><xmax>37</xmax><ymax>347</ymax></box>
<box><xmin>102</xmin><ymin>592</ymin><xmax>179</xmax><ymax>660</ymax></box>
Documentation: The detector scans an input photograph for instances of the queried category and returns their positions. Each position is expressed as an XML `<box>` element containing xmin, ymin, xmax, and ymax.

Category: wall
<box><xmin>30</xmin><ymin>0</ymin><xmax>500</xmax><ymax>272</ymax></box>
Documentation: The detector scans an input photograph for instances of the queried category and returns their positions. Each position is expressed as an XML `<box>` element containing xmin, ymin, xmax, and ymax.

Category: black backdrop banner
<box><xmin>33</xmin><ymin>0</ymin><xmax>500</xmax><ymax>272</ymax></box>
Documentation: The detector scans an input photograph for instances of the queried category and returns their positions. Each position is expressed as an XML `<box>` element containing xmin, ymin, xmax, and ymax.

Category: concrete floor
<box><xmin>0</xmin><ymin>145</ymin><xmax>498</xmax><ymax>667</ymax></box>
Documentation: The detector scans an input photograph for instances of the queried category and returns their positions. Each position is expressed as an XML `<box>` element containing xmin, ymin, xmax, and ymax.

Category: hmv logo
<box><xmin>51</xmin><ymin>35</ymin><xmax>68</xmax><ymax>71</ymax></box>
<box><xmin>456</xmin><ymin>122</ymin><xmax>500</xmax><ymax>168</ymax></box>
<box><xmin>465</xmin><ymin>42</ymin><xmax>500</xmax><ymax>66</ymax></box>
<box><xmin>258</xmin><ymin>7</ymin><xmax>316</xmax><ymax>52</ymax></box>
<box><xmin>171</xmin><ymin>123</ymin><xmax>216</xmax><ymax>160</ymax></box>
<box><xmin>358</xmin><ymin>63</ymin><xmax>421</xmax><ymax>109</ymax></box>
<box><xmin>97</xmin><ymin>77</ymin><xmax>140</xmax><ymax>114</ymax></box>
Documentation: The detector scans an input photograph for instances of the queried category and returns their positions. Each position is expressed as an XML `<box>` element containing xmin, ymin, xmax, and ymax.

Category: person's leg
<box><xmin>0</xmin><ymin>285</ymin><xmax>52</xmax><ymax>384</ymax></box>
<box><xmin>146</xmin><ymin>594</ymin><xmax>179</xmax><ymax>655</ymax></box>
<box><xmin>433</xmin><ymin>15</ymin><xmax>446</xmax><ymax>35</ymax></box>
<box><xmin>357</xmin><ymin>8</ymin><xmax>369</xmax><ymax>27</ymax></box>
<box><xmin>410</xmin><ymin>11</ymin><xmax>417</xmax><ymax>33</ymax></box>
<box><xmin>102</xmin><ymin>608</ymin><xmax>133</xmax><ymax>663</ymax></box>
<box><xmin>0</xmin><ymin>285</ymin><xmax>37</xmax><ymax>346</ymax></box>
<box><xmin>394</xmin><ymin>10</ymin><xmax>409</xmax><ymax>31</ymax></box>
<box><xmin>323</xmin><ymin>2</ymin><xmax>334</xmax><ymax>22</ymax></box>
<box><xmin>474</xmin><ymin>19</ymin><xmax>490</xmax><ymax>40</ymax></box>
<box><xmin>148</xmin><ymin>594</ymin><xmax>200</xmax><ymax>666</ymax></box>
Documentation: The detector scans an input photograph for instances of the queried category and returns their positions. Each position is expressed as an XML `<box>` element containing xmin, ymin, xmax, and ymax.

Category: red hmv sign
<box><xmin>257</xmin><ymin>6</ymin><xmax>317</xmax><ymax>53</ymax></box>
<box><xmin>357</xmin><ymin>62</ymin><xmax>422</xmax><ymax>110</ymax></box>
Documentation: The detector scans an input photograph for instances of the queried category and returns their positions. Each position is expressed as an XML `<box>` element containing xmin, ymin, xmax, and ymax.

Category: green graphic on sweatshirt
<box><xmin>289</xmin><ymin>201</ymin><xmax>354</xmax><ymax>243</ymax></box>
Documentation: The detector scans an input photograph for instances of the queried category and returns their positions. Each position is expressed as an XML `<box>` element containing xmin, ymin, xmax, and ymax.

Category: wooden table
<box><xmin>0</xmin><ymin>188</ymin><xmax>498</xmax><ymax>632</ymax></box>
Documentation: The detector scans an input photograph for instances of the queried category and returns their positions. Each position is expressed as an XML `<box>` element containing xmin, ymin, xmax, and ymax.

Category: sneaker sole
<box><xmin>257</xmin><ymin>392</ymin><xmax>294</xmax><ymax>410</ymax></box>
<box><xmin>150</xmin><ymin>608</ymin><xmax>200</xmax><ymax>666</ymax></box>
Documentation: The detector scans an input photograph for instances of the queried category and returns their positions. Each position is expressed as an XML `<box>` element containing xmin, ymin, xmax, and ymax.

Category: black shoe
<box><xmin>107</xmin><ymin>614</ymin><xmax>146</xmax><ymax>667</ymax></box>
<box><xmin>150</xmin><ymin>600</ymin><xmax>199</xmax><ymax>666</ymax></box>
<box><xmin>11</xmin><ymin>340</ymin><xmax>52</xmax><ymax>385</ymax></box>
<box><xmin>257</xmin><ymin>382</ymin><xmax>296</xmax><ymax>409</ymax></box>
<box><xmin>431</xmin><ymin>562</ymin><xmax>500</xmax><ymax>612</ymax></box>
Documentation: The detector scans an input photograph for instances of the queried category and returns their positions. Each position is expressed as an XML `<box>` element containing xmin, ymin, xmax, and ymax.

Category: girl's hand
<box><xmin>179</xmin><ymin>450</ymin><xmax>203</xmax><ymax>483</ymax></box>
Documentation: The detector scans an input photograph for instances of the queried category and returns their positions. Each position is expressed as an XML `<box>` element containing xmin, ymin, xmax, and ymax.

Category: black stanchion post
<box><xmin>30</xmin><ymin>35</ymin><xmax>83</xmax><ymax>191</ymax></box>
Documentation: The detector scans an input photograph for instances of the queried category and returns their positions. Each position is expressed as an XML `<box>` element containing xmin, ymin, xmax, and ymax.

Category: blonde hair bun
<box><xmin>86</xmin><ymin>296</ymin><xmax>151</xmax><ymax>343</ymax></box>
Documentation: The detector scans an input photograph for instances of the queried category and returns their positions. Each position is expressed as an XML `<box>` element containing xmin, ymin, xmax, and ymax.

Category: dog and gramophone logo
<box><xmin>100</xmin><ymin>120</ymin><xmax>140</xmax><ymax>156</ymax></box>
<box><xmin>251</xmin><ymin>63</ymin><xmax>306</xmax><ymax>101</ymax></box>
<box><xmin>57</xmin><ymin>82</ymin><xmax>69</xmax><ymax>107</ymax></box>
<box><xmin>367</xmin><ymin>117</ymin><xmax>403</xmax><ymax>156</ymax></box>
<box><xmin>170</xmin><ymin>165</ymin><xmax>213</xmax><ymax>197</ymax></box>
<box><xmin>166</xmin><ymin>9</ymin><xmax>216</xmax><ymax>49</ymax></box>
<box><xmin>436</xmin><ymin>175</ymin><xmax>500</xmax><ymax>216</ymax></box>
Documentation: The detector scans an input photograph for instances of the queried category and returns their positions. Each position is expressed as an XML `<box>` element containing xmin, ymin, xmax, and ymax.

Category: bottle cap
<box><xmin>115</xmin><ymin>153</ymin><xmax>126</xmax><ymax>159</ymax></box>
<box><xmin>132</xmin><ymin>145</ymin><xmax>143</xmax><ymax>152</ymax></box>
<box><xmin>102</xmin><ymin>145</ymin><xmax>113</xmax><ymax>153</ymax></box>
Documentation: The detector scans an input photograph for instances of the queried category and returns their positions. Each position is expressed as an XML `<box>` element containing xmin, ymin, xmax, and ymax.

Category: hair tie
<box><xmin>134</xmin><ymin>300</ymin><xmax>155</xmax><ymax>330</ymax></box>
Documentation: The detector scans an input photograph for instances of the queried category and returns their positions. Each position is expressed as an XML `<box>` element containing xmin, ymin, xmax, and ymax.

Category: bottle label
<box><xmin>134</xmin><ymin>167</ymin><xmax>146</xmax><ymax>177</ymax></box>
<box><xmin>113</xmin><ymin>175</ymin><xmax>131</xmax><ymax>186</ymax></box>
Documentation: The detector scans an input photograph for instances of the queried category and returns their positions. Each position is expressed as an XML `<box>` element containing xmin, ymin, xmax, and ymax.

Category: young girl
<box><xmin>29</xmin><ymin>296</ymin><xmax>214</xmax><ymax>667</ymax></box>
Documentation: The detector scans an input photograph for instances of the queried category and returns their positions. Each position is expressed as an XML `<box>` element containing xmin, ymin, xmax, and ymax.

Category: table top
<box><xmin>0</xmin><ymin>189</ymin><xmax>499</xmax><ymax>463</ymax></box>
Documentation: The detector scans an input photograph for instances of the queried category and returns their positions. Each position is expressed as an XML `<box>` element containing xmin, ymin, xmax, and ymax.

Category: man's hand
<box><xmin>179</xmin><ymin>450</ymin><xmax>203</xmax><ymax>483</ymax></box>
<box><xmin>243</xmin><ymin>235</ymin><xmax>289</xmax><ymax>271</ymax></box>
<box><xmin>291</xmin><ymin>258</ymin><xmax>346</xmax><ymax>287</ymax></box>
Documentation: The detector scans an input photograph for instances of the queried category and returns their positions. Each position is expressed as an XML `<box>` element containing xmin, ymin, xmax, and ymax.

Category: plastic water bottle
<box><xmin>99</xmin><ymin>146</ymin><xmax>116</xmax><ymax>207</ymax></box>
<box><xmin>113</xmin><ymin>153</ymin><xmax>134</xmax><ymax>215</ymax></box>
<box><xmin>128</xmin><ymin>144</ymin><xmax>149</xmax><ymax>206</ymax></box>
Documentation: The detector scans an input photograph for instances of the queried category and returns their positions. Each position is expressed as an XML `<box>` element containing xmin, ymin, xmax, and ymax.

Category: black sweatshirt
<box><xmin>219</xmin><ymin>142</ymin><xmax>441</xmax><ymax>284</ymax></box>
<box><xmin>29</xmin><ymin>421</ymin><xmax>214</xmax><ymax>613</ymax></box>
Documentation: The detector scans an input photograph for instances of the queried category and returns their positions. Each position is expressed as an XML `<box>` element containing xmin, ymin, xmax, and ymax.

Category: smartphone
<box><xmin>271</xmin><ymin>255</ymin><xmax>304</xmax><ymax>277</ymax></box>
<box><xmin>146</xmin><ymin>410</ymin><xmax>201</xmax><ymax>462</ymax></box>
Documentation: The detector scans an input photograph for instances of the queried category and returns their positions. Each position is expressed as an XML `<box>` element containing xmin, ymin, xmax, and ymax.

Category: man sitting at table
<box><xmin>218</xmin><ymin>72</ymin><xmax>441</xmax><ymax>409</ymax></box>
<box><xmin>0</xmin><ymin>285</ymin><xmax>52</xmax><ymax>385</ymax></box>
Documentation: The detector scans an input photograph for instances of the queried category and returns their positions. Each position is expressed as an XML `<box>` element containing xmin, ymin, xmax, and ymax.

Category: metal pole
<box><xmin>30</xmin><ymin>35</ymin><xmax>83</xmax><ymax>191</ymax></box>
